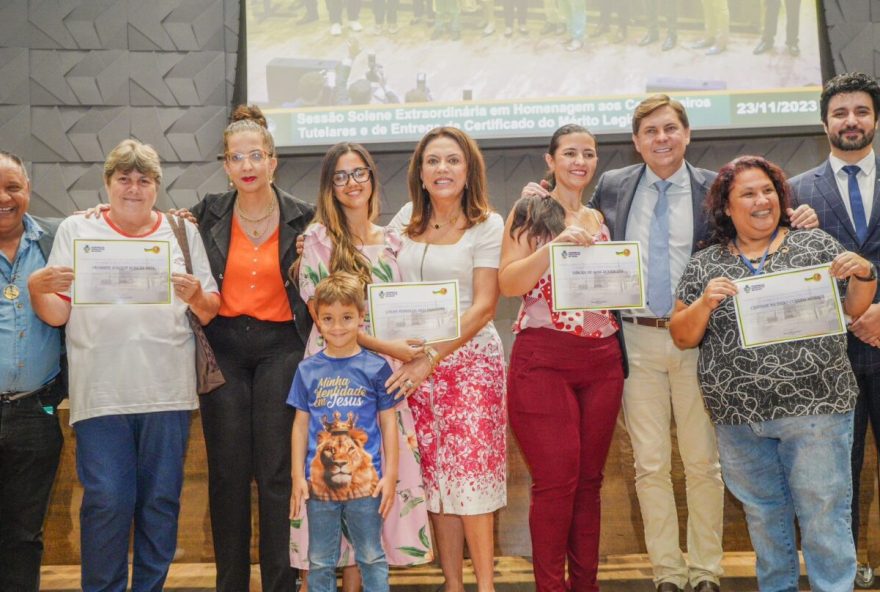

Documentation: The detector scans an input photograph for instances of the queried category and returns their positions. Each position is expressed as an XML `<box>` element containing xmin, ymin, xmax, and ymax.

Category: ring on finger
<box><xmin>404</xmin><ymin>378</ymin><xmax>415</xmax><ymax>389</ymax></box>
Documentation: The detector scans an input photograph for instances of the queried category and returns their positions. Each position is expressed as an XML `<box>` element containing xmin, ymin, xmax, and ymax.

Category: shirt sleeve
<box><xmin>287</xmin><ymin>368</ymin><xmax>310</xmax><ymax>411</ymax></box>
<box><xmin>373</xmin><ymin>361</ymin><xmax>396</xmax><ymax>411</ymax></box>
<box><xmin>46</xmin><ymin>218</ymin><xmax>75</xmax><ymax>300</ymax></box>
<box><xmin>298</xmin><ymin>224</ymin><xmax>332</xmax><ymax>304</ymax></box>
<box><xmin>386</xmin><ymin>202</ymin><xmax>412</xmax><ymax>233</ymax></box>
<box><xmin>676</xmin><ymin>255</ymin><xmax>706</xmax><ymax>306</ymax></box>
<box><xmin>185</xmin><ymin>220</ymin><xmax>219</xmax><ymax>294</ymax></box>
<box><xmin>472</xmin><ymin>212</ymin><xmax>504</xmax><ymax>269</ymax></box>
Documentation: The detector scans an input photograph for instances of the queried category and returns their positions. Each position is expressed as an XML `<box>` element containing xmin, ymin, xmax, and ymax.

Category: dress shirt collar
<box><xmin>642</xmin><ymin>161</ymin><xmax>690</xmax><ymax>191</ymax></box>
<box><xmin>829</xmin><ymin>150</ymin><xmax>876</xmax><ymax>178</ymax></box>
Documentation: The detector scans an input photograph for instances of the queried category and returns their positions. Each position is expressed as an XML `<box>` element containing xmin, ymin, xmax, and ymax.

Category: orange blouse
<box><xmin>218</xmin><ymin>216</ymin><xmax>293</xmax><ymax>322</ymax></box>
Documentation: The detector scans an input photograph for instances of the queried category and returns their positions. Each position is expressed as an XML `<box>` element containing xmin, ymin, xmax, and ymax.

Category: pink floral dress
<box><xmin>290</xmin><ymin>223</ymin><xmax>433</xmax><ymax>568</ymax></box>
<box><xmin>388</xmin><ymin>204</ymin><xmax>507</xmax><ymax>515</ymax></box>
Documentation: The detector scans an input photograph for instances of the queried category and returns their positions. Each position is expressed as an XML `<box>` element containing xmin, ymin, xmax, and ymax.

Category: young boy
<box><xmin>288</xmin><ymin>272</ymin><xmax>399</xmax><ymax>592</ymax></box>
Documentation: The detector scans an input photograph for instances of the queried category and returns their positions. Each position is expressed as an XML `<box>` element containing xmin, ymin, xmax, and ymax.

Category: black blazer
<box><xmin>190</xmin><ymin>186</ymin><xmax>316</xmax><ymax>346</ymax></box>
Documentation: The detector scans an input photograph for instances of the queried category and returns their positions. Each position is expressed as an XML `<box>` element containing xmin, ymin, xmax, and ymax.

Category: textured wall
<box><xmin>0</xmin><ymin>0</ymin><xmax>240</xmax><ymax>216</ymax></box>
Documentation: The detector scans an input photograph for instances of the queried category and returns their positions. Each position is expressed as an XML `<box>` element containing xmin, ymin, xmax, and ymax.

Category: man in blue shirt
<box><xmin>0</xmin><ymin>150</ymin><xmax>65</xmax><ymax>592</ymax></box>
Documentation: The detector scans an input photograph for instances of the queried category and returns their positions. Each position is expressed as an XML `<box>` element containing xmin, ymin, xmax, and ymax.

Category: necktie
<box><xmin>843</xmin><ymin>165</ymin><xmax>869</xmax><ymax>243</ymax></box>
<box><xmin>647</xmin><ymin>180</ymin><xmax>673</xmax><ymax>318</ymax></box>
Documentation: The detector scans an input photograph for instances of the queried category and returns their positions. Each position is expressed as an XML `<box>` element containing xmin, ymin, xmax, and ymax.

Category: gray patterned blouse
<box><xmin>676</xmin><ymin>228</ymin><xmax>858</xmax><ymax>425</ymax></box>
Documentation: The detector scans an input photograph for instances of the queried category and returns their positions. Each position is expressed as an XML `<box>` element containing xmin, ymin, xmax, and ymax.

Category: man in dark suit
<box><xmin>590</xmin><ymin>94</ymin><xmax>817</xmax><ymax>592</ymax></box>
<box><xmin>789</xmin><ymin>71</ymin><xmax>880</xmax><ymax>587</ymax></box>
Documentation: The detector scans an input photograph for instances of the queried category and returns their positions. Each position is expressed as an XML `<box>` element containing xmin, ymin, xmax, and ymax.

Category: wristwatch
<box><xmin>855</xmin><ymin>262</ymin><xmax>877</xmax><ymax>282</ymax></box>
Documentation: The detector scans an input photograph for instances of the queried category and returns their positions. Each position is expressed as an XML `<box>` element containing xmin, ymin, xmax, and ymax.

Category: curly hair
<box><xmin>820</xmin><ymin>72</ymin><xmax>880</xmax><ymax>124</ymax></box>
<box><xmin>705</xmin><ymin>155</ymin><xmax>792</xmax><ymax>246</ymax></box>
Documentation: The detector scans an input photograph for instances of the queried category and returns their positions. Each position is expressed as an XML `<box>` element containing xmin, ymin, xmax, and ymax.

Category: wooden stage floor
<box><xmin>40</xmin><ymin>552</ymin><xmax>813</xmax><ymax>591</ymax></box>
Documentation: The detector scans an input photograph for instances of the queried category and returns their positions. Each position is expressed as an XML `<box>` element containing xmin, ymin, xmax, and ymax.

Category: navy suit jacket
<box><xmin>790</xmin><ymin>157</ymin><xmax>880</xmax><ymax>373</ymax></box>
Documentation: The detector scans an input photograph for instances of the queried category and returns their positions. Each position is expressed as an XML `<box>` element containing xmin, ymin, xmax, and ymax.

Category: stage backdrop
<box><xmin>2</xmin><ymin>0</ymin><xmax>880</xmax><ymax>565</ymax></box>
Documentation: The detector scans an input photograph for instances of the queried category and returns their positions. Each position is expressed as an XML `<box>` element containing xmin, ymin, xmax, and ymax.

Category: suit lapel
<box><xmin>815</xmin><ymin>161</ymin><xmax>860</xmax><ymax>245</ymax></box>
<box><xmin>616</xmin><ymin>165</ymin><xmax>644</xmax><ymax>239</ymax></box>
<box><xmin>864</xmin><ymin>155</ymin><xmax>880</xmax><ymax>241</ymax></box>
<box><xmin>687</xmin><ymin>163</ymin><xmax>710</xmax><ymax>251</ymax></box>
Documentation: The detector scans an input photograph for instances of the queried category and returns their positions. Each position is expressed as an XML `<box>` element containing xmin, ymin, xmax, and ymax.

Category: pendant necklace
<box><xmin>0</xmin><ymin>266</ymin><xmax>19</xmax><ymax>301</ymax></box>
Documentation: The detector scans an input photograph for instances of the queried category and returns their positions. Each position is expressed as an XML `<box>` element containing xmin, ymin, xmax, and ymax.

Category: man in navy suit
<box><xmin>789</xmin><ymin>71</ymin><xmax>880</xmax><ymax>586</ymax></box>
<box><xmin>590</xmin><ymin>94</ymin><xmax>817</xmax><ymax>592</ymax></box>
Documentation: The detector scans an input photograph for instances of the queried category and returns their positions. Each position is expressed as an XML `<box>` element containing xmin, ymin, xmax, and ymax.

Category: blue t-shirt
<box><xmin>287</xmin><ymin>349</ymin><xmax>395</xmax><ymax>501</ymax></box>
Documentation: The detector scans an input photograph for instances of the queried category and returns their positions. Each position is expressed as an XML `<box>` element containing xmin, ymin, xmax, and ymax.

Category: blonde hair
<box><xmin>314</xmin><ymin>272</ymin><xmax>366</xmax><ymax>314</ymax></box>
<box><xmin>311</xmin><ymin>143</ymin><xmax>380</xmax><ymax>289</ymax></box>
<box><xmin>405</xmin><ymin>127</ymin><xmax>491</xmax><ymax>237</ymax></box>
<box><xmin>103</xmin><ymin>139</ymin><xmax>162</xmax><ymax>184</ymax></box>
<box><xmin>224</xmin><ymin>104</ymin><xmax>275</xmax><ymax>155</ymax></box>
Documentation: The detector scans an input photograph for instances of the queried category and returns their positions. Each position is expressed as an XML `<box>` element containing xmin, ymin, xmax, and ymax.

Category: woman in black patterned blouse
<box><xmin>669</xmin><ymin>155</ymin><xmax>876</xmax><ymax>592</ymax></box>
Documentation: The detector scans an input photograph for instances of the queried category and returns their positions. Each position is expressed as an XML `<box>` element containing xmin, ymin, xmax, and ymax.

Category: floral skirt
<box><xmin>408</xmin><ymin>326</ymin><xmax>507</xmax><ymax>515</ymax></box>
<box><xmin>289</xmin><ymin>399</ymin><xmax>433</xmax><ymax>568</ymax></box>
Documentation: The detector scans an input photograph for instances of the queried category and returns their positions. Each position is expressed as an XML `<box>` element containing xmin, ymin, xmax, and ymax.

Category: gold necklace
<box><xmin>430</xmin><ymin>211</ymin><xmax>460</xmax><ymax>230</ymax></box>
<box><xmin>235</xmin><ymin>197</ymin><xmax>275</xmax><ymax>223</ymax></box>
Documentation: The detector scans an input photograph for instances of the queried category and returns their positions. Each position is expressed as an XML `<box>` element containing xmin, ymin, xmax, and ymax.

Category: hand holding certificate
<box><xmin>549</xmin><ymin>241</ymin><xmax>645</xmax><ymax>311</ymax></box>
<box><xmin>732</xmin><ymin>264</ymin><xmax>846</xmax><ymax>349</ymax></box>
<box><xmin>368</xmin><ymin>280</ymin><xmax>461</xmax><ymax>344</ymax></box>
<box><xmin>73</xmin><ymin>239</ymin><xmax>172</xmax><ymax>305</ymax></box>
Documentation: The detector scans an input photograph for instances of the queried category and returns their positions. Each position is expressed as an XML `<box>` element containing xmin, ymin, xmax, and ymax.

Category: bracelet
<box><xmin>854</xmin><ymin>263</ymin><xmax>877</xmax><ymax>282</ymax></box>
<box><xmin>424</xmin><ymin>345</ymin><xmax>440</xmax><ymax>369</ymax></box>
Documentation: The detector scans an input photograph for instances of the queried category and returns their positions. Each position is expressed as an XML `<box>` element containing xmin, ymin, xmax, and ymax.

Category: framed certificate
<box><xmin>73</xmin><ymin>239</ymin><xmax>172</xmax><ymax>305</ymax></box>
<box><xmin>367</xmin><ymin>280</ymin><xmax>460</xmax><ymax>344</ymax></box>
<box><xmin>549</xmin><ymin>241</ymin><xmax>645</xmax><ymax>311</ymax></box>
<box><xmin>732</xmin><ymin>264</ymin><xmax>846</xmax><ymax>349</ymax></box>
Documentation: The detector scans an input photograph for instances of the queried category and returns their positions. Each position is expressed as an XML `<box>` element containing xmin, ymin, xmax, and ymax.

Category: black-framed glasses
<box><xmin>332</xmin><ymin>167</ymin><xmax>372</xmax><ymax>187</ymax></box>
<box><xmin>226</xmin><ymin>150</ymin><xmax>271</xmax><ymax>165</ymax></box>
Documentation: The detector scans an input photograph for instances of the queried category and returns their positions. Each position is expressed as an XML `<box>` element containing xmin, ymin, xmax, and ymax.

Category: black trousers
<box><xmin>0</xmin><ymin>394</ymin><xmax>63</xmax><ymax>592</ymax></box>
<box><xmin>201</xmin><ymin>315</ymin><xmax>305</xmax><ymax>592</ymax></box>
<box><xmin>850</xmin><ymin>369</ymin><xmax>880</xmax><ymax>546</ymax></box>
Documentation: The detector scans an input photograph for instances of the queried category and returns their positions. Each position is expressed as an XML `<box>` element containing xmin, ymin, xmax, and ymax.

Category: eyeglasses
<box><xmin>332</xmin><ymin>167</ymin><xmax>372</xmax><ymax>187</ymax></box>
<box><xmin>226</xmin><ymin>150</ymin><xmax>271</xmax><ymax>165</ymax></box>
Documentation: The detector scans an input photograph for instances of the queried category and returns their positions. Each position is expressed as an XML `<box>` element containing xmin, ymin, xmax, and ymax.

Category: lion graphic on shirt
<box><xmin>310</xmin><ymin>411</ymin><xmax>379</xmax><ymax>500</ymax></box>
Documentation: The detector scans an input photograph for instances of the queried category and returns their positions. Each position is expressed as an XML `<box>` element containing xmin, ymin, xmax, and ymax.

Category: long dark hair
<box><xmin>705</xmin><ymin>155</ymin><xmax>792</xmax><ymax>246</ymax></box>
<box><xmin>542</xmin><ymin>124</ymin><xmax>594</xmax><ymax>190</ymax></box>
<box><xmin>510</xmin><ymin>124</ymin><xmax>594</xmax><ymax>243</ymax></box>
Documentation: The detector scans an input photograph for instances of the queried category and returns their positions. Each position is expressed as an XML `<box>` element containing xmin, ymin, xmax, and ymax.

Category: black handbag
<box><xmin>166</xmin><ymin>213</ymin><xmax>226</xmax><ymax>395</ymax></box>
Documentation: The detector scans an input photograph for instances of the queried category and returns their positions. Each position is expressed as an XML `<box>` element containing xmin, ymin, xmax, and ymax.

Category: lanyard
<box><xmin>736</xmin><ymin>228</ymin><xmax>779</xmax><ymax>276</ymax></box>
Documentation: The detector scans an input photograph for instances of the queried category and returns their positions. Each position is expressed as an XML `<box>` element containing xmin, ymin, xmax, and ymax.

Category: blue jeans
<box><xmin>75</xmin><ymin>411</ymin><xmax>190</xmax><ymax>592</ymax></box>
<box><xmin>715</xmin><ymin>411</ymin><xmax>855</xmax><ymax>592</ymax></box>
<box><xmin>306</xmin><ymin>495</ymin><xmax>388</xmax><ymax>592</ymax></box>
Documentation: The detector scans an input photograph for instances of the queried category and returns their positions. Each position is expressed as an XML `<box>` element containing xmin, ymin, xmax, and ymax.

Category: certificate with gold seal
<box><xmin>367</xmin><ymin>280</ymin><xmax>460</xmax><ymax>344</ymax></box>
<box><xmin>549</xmin><ymin>241</ymin><xmax>645</xmax><ymax>311</ymax></box>
<box><xmin>73</xmin><ymin>239</ymin><xmax>172</xmax><ymax>305</ymax></box>
<box><xmin>732</xmin><ymin>264</ymin><xmax>846</xmax><ymax>349</ymax></box>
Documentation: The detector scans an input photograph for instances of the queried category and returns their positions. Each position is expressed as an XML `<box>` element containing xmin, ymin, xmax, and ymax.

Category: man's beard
<box><xmin>830</xmin><ymin>126</ymin><xmax>875</xmax><ymax>152</ymax></box>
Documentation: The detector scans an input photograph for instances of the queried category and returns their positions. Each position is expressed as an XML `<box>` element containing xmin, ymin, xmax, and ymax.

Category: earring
<box><xmin>228</xmin><ymin>177</ymin><xmax>234</xmax><ymax>188</ymax></box>
<box><xmin>421</xmin><ymin>182</ymin><xmax>426</xmax><ymax>190</ymax></box>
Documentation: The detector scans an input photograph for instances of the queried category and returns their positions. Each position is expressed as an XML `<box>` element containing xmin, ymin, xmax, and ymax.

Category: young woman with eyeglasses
<box><xmin>289</xmin><ymin>141</ymin><xmax>432</xmax><ymax>591</ymax></box>
<box><xmin>187</xmin><ymin>104</ymin><xmax>315</xmax><ymax>592</ymax></box>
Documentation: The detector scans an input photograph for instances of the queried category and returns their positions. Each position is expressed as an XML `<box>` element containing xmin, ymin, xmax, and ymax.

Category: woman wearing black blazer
<box><xmin>190</xmin><ymin>105</ymin><xmax>314</xmax><ymax>592</ymax></box>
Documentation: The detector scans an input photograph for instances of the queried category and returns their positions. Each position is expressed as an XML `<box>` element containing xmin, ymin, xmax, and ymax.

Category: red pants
<box><xmin>508</xmin><ymin>328</ymin><xmax>624</xmax><ymax>592</ymax></box>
